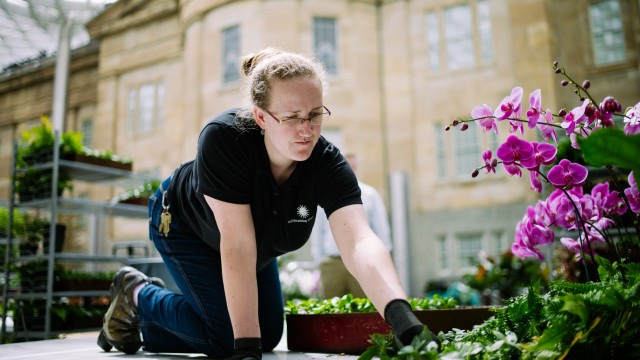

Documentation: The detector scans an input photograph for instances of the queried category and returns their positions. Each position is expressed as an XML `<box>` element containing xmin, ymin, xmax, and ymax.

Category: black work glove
<box><xmin>384</xmin><ymin>299</ymin><xmax>439</xmax><ymax>349</ymax></box>
<box><xmin>226</xmin><ymin>338</ymin><xmax>262</xmax><ymax>360</ymax></box>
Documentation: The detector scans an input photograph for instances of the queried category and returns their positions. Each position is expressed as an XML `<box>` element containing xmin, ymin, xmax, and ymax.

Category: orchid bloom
<box><xmin>472</xmin><ymin>104</ymin><xmax>498</xmax><ymax>134</ymax></box>
<box><xmin>624</xmin><ymin>171</ymin><xmax>640</xmax><ymax>214</ymax></box>
<box><xmin>624</xmin><ymin>101</ymin><xmax>640</xmax><ymax>135</ymax></box>
<box><xmin>482</xmin><ymin>149</ymin><xmax>496</xmax><ymax>174</ymax></box>
<box><xmin>537</xmin><ymin>109</ymin><xmax>558</xmax><ymax>144</ymax></box>
<box><xmin>496</xmin><ymin>134</ymin><xmax>534</xmax><ymax>164</ymax></box>
<box><xmin>526</xmin><ymin>89</ymin><xmax>542</xmax><ymax>128</ymax></box>
<box><xmin>520</xmin><ymin>141</ymin><xmax>557</xmax><ymax>171</ymax></box>
<box><xmin>495</xmin><ymin>87</ymin><xmax>524</xmax><ymax>134</ymax></box>
<box><xmin>529</xmin><ymin>171</ymin><xmax>542</xmax><ymax>192</ymax></box>
<box><xmin>547</xmin><ymin>159</ymin><xmax>588</xmax><ymax>189</ymax></box>
<box><xmin>561</xmin><ymin>99</ymin><xmax>589</xmax><ymax>136</ymax></box>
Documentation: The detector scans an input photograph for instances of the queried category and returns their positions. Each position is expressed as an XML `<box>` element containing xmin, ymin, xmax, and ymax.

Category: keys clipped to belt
<box><xmin>158</xmin><ymin>190</ymin><xmax>172</xmax><ymax>237</ymax></box>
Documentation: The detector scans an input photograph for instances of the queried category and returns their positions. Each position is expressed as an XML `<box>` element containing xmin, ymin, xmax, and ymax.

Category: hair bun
<box><xmin>241</xmin><ymin>47</ymin><xmax>282</xmax><ymax>76</ymax></box>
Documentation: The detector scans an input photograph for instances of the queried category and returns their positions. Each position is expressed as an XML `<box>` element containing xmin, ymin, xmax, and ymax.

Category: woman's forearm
<box><xmin>220</xmin><ymin>239</ymin><xmax>261</xmax><ymax>338</ymax></box>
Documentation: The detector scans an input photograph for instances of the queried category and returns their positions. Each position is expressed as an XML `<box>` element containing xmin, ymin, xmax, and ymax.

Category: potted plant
<box><xmin>360</xmin><ymin>63</ymin><xmax>640</xmax><ymax>359</ymax></box>
<box><xmin>284</xmin><ymin>294</ymin><xmax>491</xmax><ymax>354</ymax></box>
<box><xmin>113</xmin><ymin>179</ymin><xmax>161</xmax><ymax>206</ymax></box>
<box><xmin>19</xmin><ymin>212</ymin><xmax>65</xmax><ymax>255</ymax></box>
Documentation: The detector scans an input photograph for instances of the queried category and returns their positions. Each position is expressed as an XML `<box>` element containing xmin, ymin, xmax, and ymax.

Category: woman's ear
<box><xmin>253</xmin><ymin>107</ymin><xmax>266</xmax><ymax>129</ymax></box>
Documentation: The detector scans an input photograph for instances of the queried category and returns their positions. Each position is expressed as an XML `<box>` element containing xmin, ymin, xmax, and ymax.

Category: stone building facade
<box><xmin>1</xmin><ymin>0</ymin><xmax>638</xmax><ymax>296</ymax></box>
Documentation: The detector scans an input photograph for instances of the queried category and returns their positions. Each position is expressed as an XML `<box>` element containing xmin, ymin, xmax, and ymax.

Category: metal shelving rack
<box><xmin>1</xmin><ymin>133</ymin><xmax>149</xmax><ymax>340</ymax></box>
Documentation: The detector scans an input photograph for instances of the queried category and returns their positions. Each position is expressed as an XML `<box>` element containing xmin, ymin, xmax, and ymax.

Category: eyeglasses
<box><xmin>264</xmin><ymin>106</ymin><xmax>331</xmax><ymax>128</ymax></box>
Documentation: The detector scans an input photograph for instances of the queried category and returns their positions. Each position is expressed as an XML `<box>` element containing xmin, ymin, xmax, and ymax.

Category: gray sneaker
<box><xmin>97</xmin><ymin>267</ymin><xmax>166</xmax><ymax>354</ymax></box>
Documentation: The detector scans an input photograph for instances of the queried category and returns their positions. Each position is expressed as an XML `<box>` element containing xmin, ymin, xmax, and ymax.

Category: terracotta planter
<box><xmin>286</xmin><ymin>307</ymin><xmax>494</xmax><ymax>354</ymax></box>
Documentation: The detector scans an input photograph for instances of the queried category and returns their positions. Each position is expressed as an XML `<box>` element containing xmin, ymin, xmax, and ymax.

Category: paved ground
<box><xmin>0</xmin><ymin>328</ymin><xmax>357</xmax><ymax>360</ymax></box>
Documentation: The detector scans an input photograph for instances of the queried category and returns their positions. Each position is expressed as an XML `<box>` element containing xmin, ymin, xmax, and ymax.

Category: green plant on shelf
<box><xmin>114</xmin><ymin>179</ymin><xmax>161</xmax><ymax>204</ymax></box>
<box><xmin>285</xmin><ymin>294</ymin><xmax>457</xmax><ymax>315</ymax></box>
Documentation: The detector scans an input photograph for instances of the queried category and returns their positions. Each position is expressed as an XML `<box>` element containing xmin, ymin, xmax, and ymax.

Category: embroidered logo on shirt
<box><xmin>288</xmin><ymin>205</ymin><xmax>314</xmax><ymax>224</ymax></box>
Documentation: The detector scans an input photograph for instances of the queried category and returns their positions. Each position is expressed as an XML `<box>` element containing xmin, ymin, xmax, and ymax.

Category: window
<box><xmin>426</xmin><ymin>11</ymin><xmax>440</xmax><ymax>72</ymax></box>
<box><xmin>81</xmin><ymin>119</ymin><xmax>93</xmax><ymax>148</ymax></box>
<box><xmin>313</xmin><ymin>17</ymin><xmax>338</xmax><ymax>75</ymax></box>
<box><xmin>438</xmin><ymin>235</ymin><xmax>449</xmax><ymax>269</ymax></box>
<box><xmin>477</xmin><ymin>0</ymin><xmax>493</xmax><ymax>64</ymax></box>
<box><xmin>435</xmin><ymin>124</ymin><xmax>447</xmax><ymax>179</ymax></box>
<box><xmin>457</xmin><ymin>233</ymin><xmax>483</xmax><ymax>268</ymax></box>
<box><xmin>589</xmin><ymin>0</ymin><xmax>626</xmax><ymax>65</ymax></box>
<box><xmin>444</xmin><ymin>4</ymin><xmax>474</xmax><ymax>70</ymax></box>
<box><xmin>222</xmin><ymin>25</ymin><xmax>241</xmax><ymax>83</ymax></box>
<box><xmin>454</xmin><ymin>124</ymin><xmax>480</xmax><ymax>178</ymax></box>
<box><xmin>426</xmin><ymin>1</ymin><xmax>493</xmax><ymax>72</ymax></box>
<box><xmin>128</xmin><ymin>81</ymin><xmax>165</xmax><ymax>135</ymax></box>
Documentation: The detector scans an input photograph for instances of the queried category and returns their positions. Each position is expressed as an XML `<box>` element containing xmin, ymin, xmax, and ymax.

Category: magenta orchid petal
<box><xmin>562</xmin><ymin>99</ymin><xmax>590</xmax><ymax>136</ymax></box>
<box><xmin>526</xmin><ymin>89</ymin><xmax>542</xmax><ymax>129</ymax></box>
<box><xmin>547</xmin><ymin>159</ymin><xmax>588</xmax><ymax>188</ymax></box>
<box><xmin>472</xmin><ymin>104</ymin><xmax>498</xmax><ymax>134</ymax></box>
<box><xmin>494</xmin><ymin>87</ymin><xmax>524</xmax><ymax>120</ymax></box>
<box><xmin>529</xmin><ymin>171</ymin><xmax>542</xmax><ymax>192</ymax></box>
<box><xmin>503</xmin><ymin>162</ymin><xmax>522</xmax><ymax>177</ymax></box>
<box><xmin>625</xmin><ymin>101</ymin><xmax>640</xmax><ymax>135</ymax></box>
<box><xmin>482</xmin><ymin>149</ymin><xmax>496</xmax><ymax>174</ymax></box>
<box><xmin>496</xmin><ymin>134</ymin><xmax>534</xmax><ymax>164</ymax></box>
<box><xmin>521</xmin><ymin>142</ymin><xmax>558</xmax><ymax>170</ymax></box>
<box><xmin>537</xmin><ymin>109</ymin><xmax>558</xmax><ymax>144</ymax></box>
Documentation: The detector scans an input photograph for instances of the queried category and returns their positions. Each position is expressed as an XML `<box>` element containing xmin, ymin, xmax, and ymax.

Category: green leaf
<box><xmin>577</xmin><ymin>128</ymin><xmax>640</xmax><ymax>186</ymax></box>
<box><xmin>560</xmin><ymin>295</ymin><xmax>588</xmax><ymax>326</ymax></box>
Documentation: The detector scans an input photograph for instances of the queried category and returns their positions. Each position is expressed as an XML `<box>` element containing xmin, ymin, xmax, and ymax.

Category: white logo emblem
<box><xmin>297</xmin><ymin>205</ymin><xmax>310</xmax><ymax>219</ymax></box>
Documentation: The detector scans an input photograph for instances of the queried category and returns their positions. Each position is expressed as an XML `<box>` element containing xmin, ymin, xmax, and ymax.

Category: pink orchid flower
<box><xmin>624</xmin><ymin>101</ymin><xmax>640</xmax><ymax>135</ymax></box>
<box><xmin>496</xmin><ymin>134</ymin><xmax>534</xmax><ymax>164</ymax></box>
<box><xmin>624</xmin><ymin>171</ymin><xmax>640</xmax><ymax>214</ymax></box>
<box><xmin>529</xmin><ymin>171</ymin><xmax>542</xmax><ymax>192</ymax></box>
<box><xmin>526</xmin><ymin>89</ymin><xmax>542</xmax><ymax>129</ymax></box>
<box><xmin>472</xmin><ymin>104</ymin><xmax>498</xmax><ymax>134</ymax></box>
<box><xmin>537</xmin><ymin>109</ymin><xmax>557</xmax><ymax>144</ymax></box>
<box><xmin>495</xmin><ymin>87</ymin><xmax>524</xmax><ymax>135</ymax></box>
<box><xmin>547</xmin><ymin>159</ymin><xmax>588</xmax><ymax>189</ymax></box>
<box><xmin>482</xmin><ymin>149</ymin><xmax>496</xmax><ymax>174</ymax></box>
<box><xmin>561</xmin><ymin>99</ymin><xmax>589</xmax><ymax>136</ymax></box>
<box><xmin>520</xmin><ymin>141</ymin><xmax>557</xmax><ymax>171</ymax></box>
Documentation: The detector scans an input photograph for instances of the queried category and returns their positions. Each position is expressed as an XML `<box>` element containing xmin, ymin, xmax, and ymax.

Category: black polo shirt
<box><xmin>168</xmin><ymin>109</ymin><xmax>362</xmax><ymax>271</ymax></box>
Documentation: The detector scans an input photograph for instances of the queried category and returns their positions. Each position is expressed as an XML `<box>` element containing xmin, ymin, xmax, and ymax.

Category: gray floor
<box><xmin>0</xmin><ymin>328</ymin><xmax>356</xmax><ymax>360</ymax></box>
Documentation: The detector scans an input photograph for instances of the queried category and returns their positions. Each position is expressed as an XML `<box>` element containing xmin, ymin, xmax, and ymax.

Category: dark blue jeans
<box><xmin>140</xmin><ymin>176</ymin><xmax>284</xmax><ymax>357</ymax></box>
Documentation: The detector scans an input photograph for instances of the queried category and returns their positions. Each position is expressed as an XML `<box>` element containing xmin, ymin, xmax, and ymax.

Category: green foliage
<box><xmin>360</xmin><ymin>258</ymin><xmax>640</xmax><ymax>359</ymax></box>
<box><xmin>116</xmin><ymin>179</ymin><xmax>161</xmax><ymax>202</ymax></box>
<box><xmin>577</xmin><ymin>127</ymin><xmax>640</xmax><ymax>189</ymax></box>
<box><xmin>285</xmin><ymin>294</ymin><xmax>457</xmax><ymax>315</ymax></box>
<box><xmin>0</xmin><ymin>207</ymin><xmax>26</xmax><ymax>238</ymax></box>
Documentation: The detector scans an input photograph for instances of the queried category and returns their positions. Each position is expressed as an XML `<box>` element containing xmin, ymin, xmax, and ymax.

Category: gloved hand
<box><xmin>226</xmin><ymin>338</ymin><xmax>262</xmax><ymax>360</ymax></box>
<box><xmin>384</xmin><ymin>299</ymin><xmax>439</xmax><ymax>348</ymax></box>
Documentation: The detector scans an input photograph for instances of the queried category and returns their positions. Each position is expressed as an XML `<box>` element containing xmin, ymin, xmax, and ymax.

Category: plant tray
<box><xmin>64</xmin><ymin>153</ymin><xmax>133</xmax><ymax>172</ymax></box>
<box><xmin>119</xmin><ymin>197</ymin><xmax>148</xmax><ymax>206</ymax></box>
<box><xmin>286</xmin><ymin>307</ymin><xmax>494</xmax><ymax>354</ymax></box>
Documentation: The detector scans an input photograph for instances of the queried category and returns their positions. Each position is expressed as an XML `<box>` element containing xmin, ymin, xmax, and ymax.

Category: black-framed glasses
<box><xmin>265</xmin><ymin>106</ymin><xmax>331</xmax><ymax>128</ymax></box>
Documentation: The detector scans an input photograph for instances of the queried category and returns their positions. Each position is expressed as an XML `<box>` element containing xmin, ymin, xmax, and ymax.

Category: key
<box><xmin>159</xmin><ymin>209</ymin><xmax>171</xmax><ymax>237</ymax></box>
<box><xmin>158</xmin><ymin>190</ymin><xmax>171</xmax><ymax>237</ymax></box>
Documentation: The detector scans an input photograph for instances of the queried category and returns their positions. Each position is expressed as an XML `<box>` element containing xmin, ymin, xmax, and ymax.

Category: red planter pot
<box><xmin>286</xmin><ymin>306</ymin><xmax>494</xmax><ymax>354</ymax></box>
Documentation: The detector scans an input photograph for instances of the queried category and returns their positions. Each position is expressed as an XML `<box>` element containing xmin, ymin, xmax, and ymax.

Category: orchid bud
<box><xmin>445</xmin><ymin>126</ymin><xmax>451</xmax><ymax>131</ymax></box>
<box><xmin>558</xmin><ymin>109</ymin><xmax>567</xmax><ymax>117</ymax></box>
<box><xmin>553</xmin><ymin>61</ymin><xmax>558</xmax><ymax>68</ymax></box>
<box><xmin>452</xmin><ymin>119</ymin><xmax>459</xmax><ymax>126</ymax></box>
<box><xmin>561</xmin><ymin>80</ymin><xmax>569</xmax><ymax>86</ymax></box>
<box><xmin>582</xmin><ymin>80</ymin><xmax>591</xmax><ymax>89</ymax></box>
<box><xmin>460</xmin><ymin>124</ymin><xmax>469</xmax><ymax>131</ymax></box>
<box><xmin>491</xmin><ymin>159</ymin><xmax>498</xmax><ymax>168</ymax></box>
<box><xmin>472</xmin><ymin>169</ymin><xmax>480</xmax><ymax>178</ymax></box>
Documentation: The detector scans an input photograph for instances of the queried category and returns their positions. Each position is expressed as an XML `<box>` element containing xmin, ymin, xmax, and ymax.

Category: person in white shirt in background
<box><xmin>310</xmin><ymin>151</ymin><xmax>392</xmax><ymax>298</ymax></box>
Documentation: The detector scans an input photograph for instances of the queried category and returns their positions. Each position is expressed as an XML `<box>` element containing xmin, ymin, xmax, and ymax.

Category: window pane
<box><xmin>435</xmin><ymin>124</ymin><xmax>447</xmax><ymax>179</ymax></box>
<box><xmin>589</xmin><ymin>0</ymin><xmax>626</xmax><ymax>65</ymax></box>
<box><xmin>139</xmin><ymin>83</ymin><xmax>155</xmax><ymax>133</ymax></box>
<box><xmin>444</xmin><ymin>4</ymin><xmax>474</xmax><ymax>70</ymax></box>
<box><xmin>313</xmin><ymin>17</ymin><xmax>338</xmax><ymax>75</ymax></box>
<box><xmin>457</xmin><ymin>233</ymin><xmax>483</xmax><ymax>268</ymax></box>
<box><xmin>454</xmin><ymin>125</ymin><xmax>480</xmax><ymax>178</ymax></box>
<box><xmin>438</xmin><ymin>235</ymin><xmax>449</xmax><ymax>269</ymax></box>
<box><xmin>477</xmin><ymin>0</ymin><xmax>493</xmax><ymax>64</ymax></box>
<box><xmin>81</xmin><ymin>119</ymin><xmax>93</xmax><ymax>148</ymax></box>
<box><xmin>156</xmin><ymin>82</ymin><xmax>165</xmax><ymax>128</ymax></box>
<box><xmin>128</xmin><ymin>88</ymin><xmax>137</xmax><ymax>135</ymax></box>
<box><xmin>426</xmin><ymin>11</ymin><xmax>440</xmax><ymax>72</ymax></box>
<box><xmin>222</xmin><ymin>25</ymin><xmax>241</xmax><ymax>83</ymax></box>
